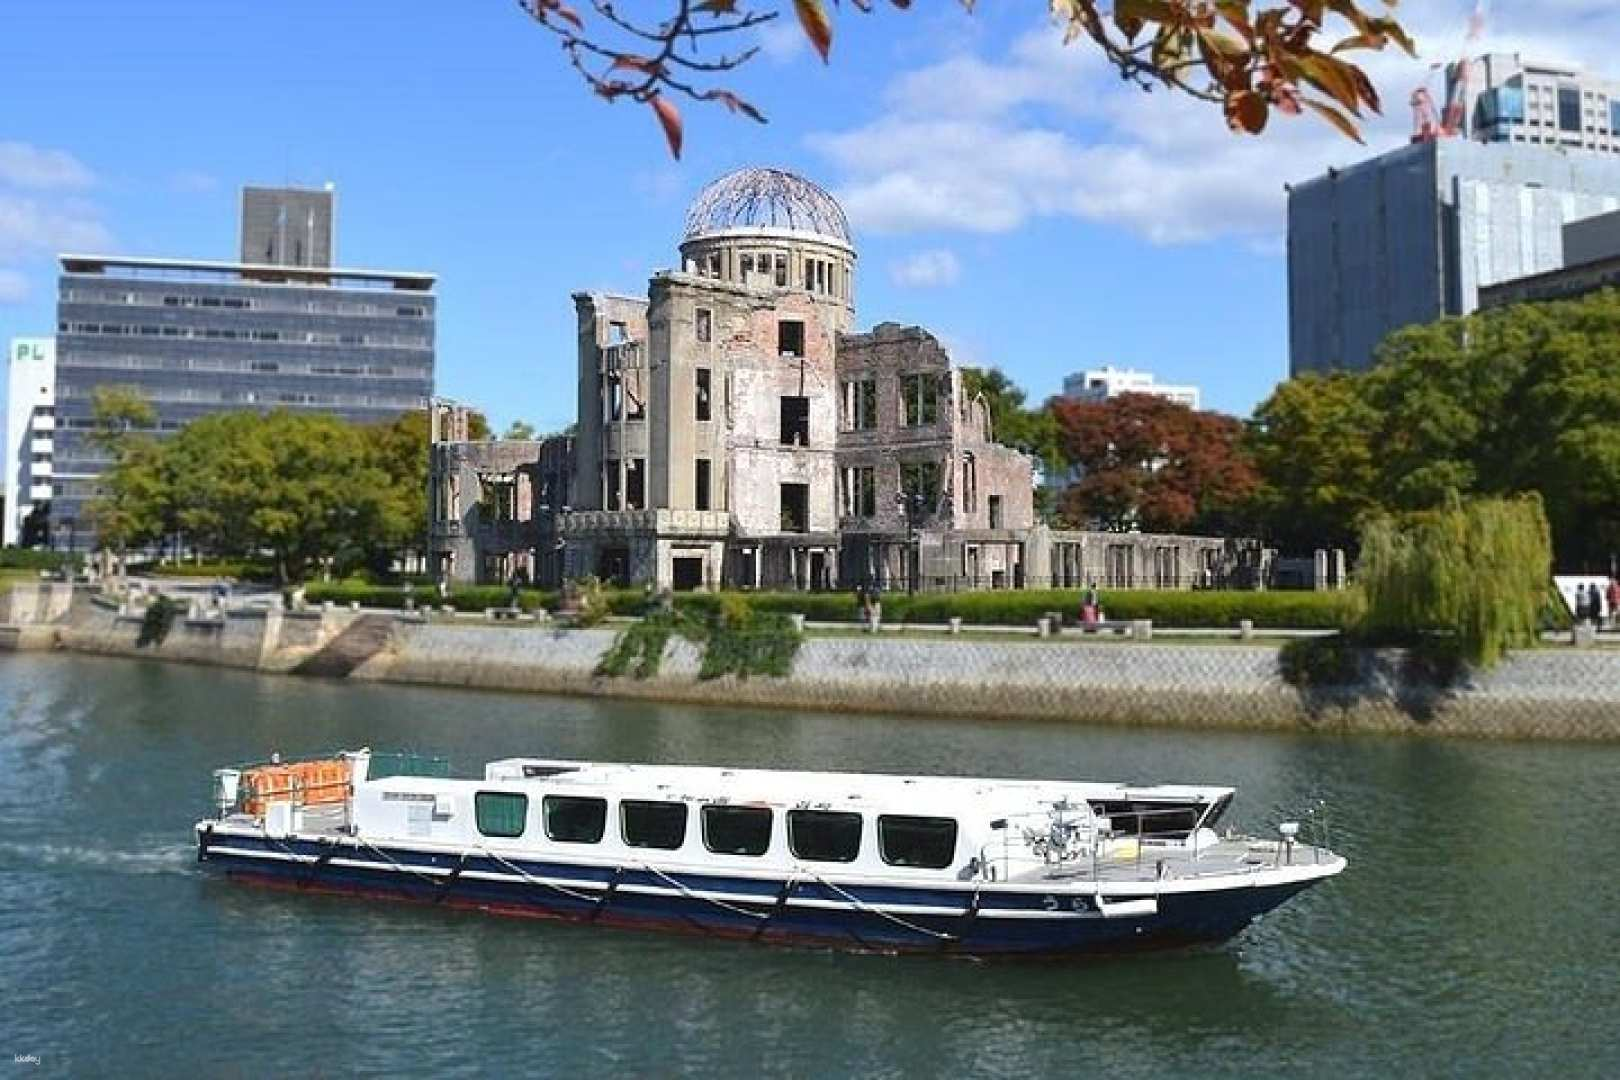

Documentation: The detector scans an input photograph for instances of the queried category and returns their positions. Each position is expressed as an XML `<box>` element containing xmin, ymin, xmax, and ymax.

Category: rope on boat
<box><xmin>805</xmin><ymin>870</ymin><xmax>959</xmax><ymax>943</ymax></box>
<box><xmin>477</xmin><ymin>847</ymin><xmax>606</xmax><ymax>905</ymax></box>
<box><xmin>639</xmin><ymin>862</ymin><xmax>768</xmax><ymax>921</ymax></box>
<box><xmin>357</xmin><ymin>836</ymin><xmax>455</xmax><ymax>887</ymax></box>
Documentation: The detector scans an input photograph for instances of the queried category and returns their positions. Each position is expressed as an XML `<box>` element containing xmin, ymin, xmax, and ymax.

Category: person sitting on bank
<box><xmin>1081</xmin><ymin>582</ymin><xmax>1100</xmax><ymax>626</ymax></box>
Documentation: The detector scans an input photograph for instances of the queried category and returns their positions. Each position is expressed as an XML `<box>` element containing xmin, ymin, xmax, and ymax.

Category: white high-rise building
<box><xmin>1454</xmin><ymin>54</ymin><xmax>1620</xmax><ymax>157</ymax></box>
<box><xmin>4</xmin><ymin>338</ymin><xmax>56</xmax><ymax>547</ymax></box>
<box><xmin>1060</xmin><ymin>366</ymin><xmax>1201</xmax><ymax>411</ymax></box>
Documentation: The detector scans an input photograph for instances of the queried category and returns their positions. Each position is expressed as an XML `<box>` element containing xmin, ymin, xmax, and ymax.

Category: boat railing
<box><xmin>979</xmin><ymin>803</ymin><xmax>1208</xmax><ymax>884</ymax></box>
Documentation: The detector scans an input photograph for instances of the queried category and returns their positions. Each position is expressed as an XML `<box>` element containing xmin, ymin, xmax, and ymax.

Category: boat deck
<box><xmin>1006</xmin><ymin>838</ymin><xmax>1335</xmax><ymax>885</ymax></box>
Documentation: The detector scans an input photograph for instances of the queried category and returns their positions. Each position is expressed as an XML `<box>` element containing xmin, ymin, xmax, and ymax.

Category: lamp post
<box><xmin>894</xmin><ymin>489</ymin><xmax>927</xmax><ymax>595</ymax></box>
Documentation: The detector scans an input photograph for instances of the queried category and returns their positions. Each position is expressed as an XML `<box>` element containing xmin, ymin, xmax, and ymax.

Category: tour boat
<box><xmin>195</xmin><ymin>750</ymin><xmax>1345</xmax><ymax>956</ymax></box>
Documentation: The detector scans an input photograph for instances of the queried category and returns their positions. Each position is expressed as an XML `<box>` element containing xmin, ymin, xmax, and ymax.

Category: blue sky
<box><xmin>1</xmin><ymin>0</ymin><xmax>1605</xmax><ymax>434</ymax></box>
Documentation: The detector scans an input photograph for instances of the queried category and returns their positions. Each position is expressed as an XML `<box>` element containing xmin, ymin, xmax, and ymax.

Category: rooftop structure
<box><xmin>240</xmin><ymin>184</ymin><xmax>336</xmax><ymax>268</ymax></box>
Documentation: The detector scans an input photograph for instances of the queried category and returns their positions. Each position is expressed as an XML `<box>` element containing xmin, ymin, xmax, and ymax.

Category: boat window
<box><xmin>1093</xmin><ymin>801</ymin><xmax>1202</xmax><ymax>838</ymax></box>
<box><xmin>877</xmin><ymin>815</ymin><xmax>958</xmax><ymax>869</ymax></box>
<box><xmin>1197</xmin><ymin>795</ymin><xmax>1232</xmax><ymax>832</ymax></box>
<box><xmin>702</xmin><ymin>805</ymin><xmax>772</xmax><ymax>856</ymax></box>
<box><xmin>787</xmin><ymin>810</ymin><xmax>862</xmax><ymax>863</ymax></box>
<box><xmin>475</xmin><ymin>792</ymin><xmax>528</xmax><ymax>839</ymax></box>
<box><xmin>621</xmin><ymin>800</ymin><xmax>688</xmax><ymax>850</ymax></box>
<box><xmin>543</xmin><ymin>795</ymin><xmax>607</xmax><ymax>844</ymax></box>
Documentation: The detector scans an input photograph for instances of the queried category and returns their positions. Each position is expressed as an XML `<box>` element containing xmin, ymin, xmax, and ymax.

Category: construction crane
<box><xmin>1410</xmin><ymin>2</ymin><xmax>1487</xmax><ymax>143</ymax></box>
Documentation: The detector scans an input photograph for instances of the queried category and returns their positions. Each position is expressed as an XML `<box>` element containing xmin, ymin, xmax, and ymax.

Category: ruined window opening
<box><xmin>780</xmin><ymin>396</ymin><xmax>810</xmax><ymax>446</ymax></box>
<box><xmin>780</xmin><ymin>482</ymin><xmax>810</xmax><ymax>533</ymax></box>
<box><xmin>842</xmin><ymin>379</ymin><xmax>877</xmax><ymax>431</ymax></box>
<box><xmin>841</xmin><ymin>466</ymin><xmax>875</xmax><ymax>518</ymax></box>
<box><xmin>988</xmin><ymin>494</ymin><xmax>1003</xmax><ymax>530</ymax></box>
<box><xmin>901</xmin><ymin>461</ymin><xmax>941</xmax><ymax>509</ymax></box>
<box><xmin>696</xmin><ymin>368</ymin><xmax>712</xmax><ymax>422</ymax></box>
<box><xmin>902</xmin><ymin>373</ymin><xmax>939</xmax><ymax>427</ymax></box>
<box><xmin>696</xmin><ymin>308</ymin><xmax>712</xmax><ymax>344</ymax></box>
<box><xmin>705</xmin><ymin>252</ymin><xmax>721</xmax><ymax>278</ymax></box>
<box><xmin>626</xmin><ymin>458</ymin><xmax>646</xmax><ymax>511</ymax></box>
<box><xmin>775</xmin><ymin>254</ymin><xmax>788</xmax><ymax>287</ymax></box>
<box><xmin>778</xmin><ymin>320</ymin><xmax>805</xmax><ymax>358</ymax></box>
<box><xmin>608</xmin><ymin>321</ymin><xmax>628</xmax><ymax>345</ymax></box>
<box><xmin>604</xmin><ymin>458</ymin><xmax>621</xmax><ymax>510</ymax></box>
<box><xmin>962</xmin><ymin>456</ymin><xmax>977</xmax><ymax>514</ymax></box>
<box><xmin>740</xmin><ymin>254</ymin><xmax>755</xmax><ymax>279</ymax></box>
<box><xmin>604</xmin><ymin>374</ymin><xmax>623</xmax><ymax>422</ymax></box>
<box><xmin>695</xmin><ymin>458</ymin><xmax>712</xmax><ymax>511</ymax></box>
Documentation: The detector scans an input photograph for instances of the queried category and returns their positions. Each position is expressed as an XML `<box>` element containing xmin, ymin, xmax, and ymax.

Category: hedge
<box><xmin>0</xmin><ymin>548</ymin><xmax>79</xmax><ymax>571</ymax></box>
<box><xmin>144</xmin><ymin>560</ymin><xmax>276</xmax><ymax>581</ymax></box>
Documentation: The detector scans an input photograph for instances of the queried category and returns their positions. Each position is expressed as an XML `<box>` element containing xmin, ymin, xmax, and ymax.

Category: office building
<box><xmin>1480</xmin><ymin>207</ymin><xmax>1620</xmax><ymax>307</ymax></box>
<box><xmin>1287</xmin><ymin>139</ymin><xmax>1620</xmax><ymax>374</ymax></box>
<box><xmin>240</xmin><ymin>184</ymin><xmax>336</xmax><ymax>267</ymax></box>
<box><xmin>1061</xmin><ymin>366</ymin><xmax>1201</xmax><ymax>411</ymax></box>
<box><xmin>1454</xmin><ymin>55</ymin><xmax>1620</xmax><ymax>156</ymax></box>
<box><xmin>4</xmin><ymin>338</ymin><xmax>56</xmax><ymax>547</ymax></box>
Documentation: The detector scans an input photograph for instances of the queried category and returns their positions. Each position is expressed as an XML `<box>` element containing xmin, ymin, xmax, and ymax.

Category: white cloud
<box><xmin>889</xmin><ymin>248</ymin><xmax>962</xmax><ymax>287</ymax></box>
<box><xmin>171</xmin><ymin>169</ymin><xmax>220</xmax><ymax>194</ymax></box>
<box><xmin>0</xmin><ymin>142</ymin><xmax>95</xmax><ymax>191</ymax></box>
<box><xmin>755</xmin><ymin>17</ymin><xmax>807</xmax><ymax>63</ymax></box>
<box><xmin>0</xmin><ymin>269</ymin><xmax>29</xmax><ymax>304</ymax></box>
<box><xmin>809</xmin><ymin>3</ymin><xmax>1620</xmax><ymax>248</ymax></box>
<box><xmin>0</xmin><ymin>194</ymin><xmax>112</xmax><ymax>255</ymax></box>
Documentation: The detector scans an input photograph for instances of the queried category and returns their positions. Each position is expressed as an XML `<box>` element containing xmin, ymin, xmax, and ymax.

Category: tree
<box><xmin>1049</xmin><ymin>392</ymin><xmax>1257</xmax><ymax>534</ymax></box>
<box><xmin>86</xmin><ymin>386</ymin><xmax>157</xmax><ymax>455</ymax></box>
<box><xmin>504</xmin><ymin>420</ymin><xmax>538</xmax><ymax>440</ymax></box>
<box><xmin>84</xmin><ymin>387</ymin><xmax>163</xmax><ymax>560</ymax></box>
<box><xmin>1246</xmin><ymin>372</ymin><xmax>1381</xmax><ymax>552</ymax></box>
<box><xmin>513</xmin><ymin>0</ymin><xmax>1410</xmax><ymax>157</ymax></box>
<box><xmin>1356</xmin><ymin>494</ymin><xmax>1552</xmax><ymax>668</ymax></box>
<box><xmin>365</xmin><ymin>410</ymin><xmax>432</xmax><ymax>570</ymax></box>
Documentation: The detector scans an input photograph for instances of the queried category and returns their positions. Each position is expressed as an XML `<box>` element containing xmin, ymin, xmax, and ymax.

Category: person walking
<box><xmin>1607</xmin><ymin>577</ymin><xmax>1620</xmax><ymax>630</ymax></box>
<box><xmin>1590</xmin><ymin>582</ymin><xmax>1607</xmax><ymax>628</ymax></box>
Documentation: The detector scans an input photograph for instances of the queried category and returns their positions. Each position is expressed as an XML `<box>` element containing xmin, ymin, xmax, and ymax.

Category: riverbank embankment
<box><xmin>7</xmin><ymin>584</ymin><xmax>1620</xmax><ymax>740</ymax></box>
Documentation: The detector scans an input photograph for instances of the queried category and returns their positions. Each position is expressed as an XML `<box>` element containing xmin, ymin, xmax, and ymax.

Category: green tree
<box><xmin>1356</xmin><ymin>494</ymin><xmax>1552</xmax><ymax>668</ymax></box>
<box><xmin>504</xmin><ymin>420</ymin><xmax>537</xmax><ymax>440</ymax></box>
<box><xmin>1247</xmin><ymin>372</ymin><xmax>1381</xmax><ymax>551</ymax></box>
<box><xmin>364</xmin><ymin>410</ymin><xmax>432</xmax><ymax>571</ymax></box>
<box><xmin>84</xmin><ymin>387</ymin><xmax>164</xmax><ymax>559</ymax></box>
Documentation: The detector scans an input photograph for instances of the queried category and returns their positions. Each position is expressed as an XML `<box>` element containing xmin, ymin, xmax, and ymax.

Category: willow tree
<box><xmin>513</xmin><ymin>0</ymin><xmax>1412</xmax><ymax>156</ymax></box>
<box><xmin>1355</xmin><ymin>494</ymin><xmax>1552</xmax><ymax>668</ymax></box>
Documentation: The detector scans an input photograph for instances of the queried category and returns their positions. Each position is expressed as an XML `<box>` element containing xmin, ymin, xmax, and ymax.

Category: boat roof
<box><xmin>371</xmin><ymin>758</ymin><xmax>1237</xmax><ymax>817</ymax></box>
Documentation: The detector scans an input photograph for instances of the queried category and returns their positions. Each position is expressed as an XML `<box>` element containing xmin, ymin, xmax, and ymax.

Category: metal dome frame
<box><xmin>682</xmin><ymin>167</ymin><xmax>852</xmax><ymax>249</ymax></box>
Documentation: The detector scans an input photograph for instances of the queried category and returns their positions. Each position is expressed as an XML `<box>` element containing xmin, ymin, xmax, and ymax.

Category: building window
<box><xmin>621</xmin><ymin>800</ymin><xmax>688</xmax><ymax>850</ymax></box>
<box><xmin>780</xmin><ymin>483</ymin><xmax>809</xmax><ymax>533</ymax></box>
<box><xmin>702</xmin><ymin>805</ymin><xmax>772</xmax><ymax>856</ymax></box>
<box><xmin>778</xmin><ymin>320</ymin><xmax>805</xmax><ymax>357</ymax></box>
<box><xmin>696</xmin><ymin>367</ymin><xmax>712</xmax><ymax>421</ymax></box>
<box><xmin>787</xmin><ymin>810</ymin><xmax>863</xmax><ymax>863</ymax></box>
<box><xmin>775</xmin><ymin>254</ymin><xmax>788</xmax><ymax>287</ymax></box>
<box><xmin>1560</xmin><ymin>85</ymin><xmax>1582</xmax><ymax>131</ymax></box>
<box><xmin>626</xmin><ymin>458</ymin><xmax>645</xmax><ymax>511</ymax></box>
<box><xmin>604</xmin><ymin>458</ymin><xmax>621</xmax><ymax>509</ymax></box>
<box><xmin>695</xmin><ymin>458</ymin><xmax>711</xmax><ymax>511</ymax></box>
<box><xmin>780</xmin><ymin>396</ymin><xmax>810</xmax><ymax>445</ymax></box>
<box><xmin>740</xmin><ymin>254</ymin><xmax>755</xmax><ymax>279</ymax></box>
<box><xmin>696</xmin><ymin>307</ymin><xmax>712</xmax><ymax>343</ymax></box>
<box><xmin>475</xmin><ymin>792</ymin><xmax>528</xmax><ymax>838</ymax></box>
<box><xmin>608</xmin><ymin>320</ymin><xmax>628</xmax><ymax>345</ymax></box>
<box><xmin>604</xmin><ymin>374</ymin><xmax>622</xmax><ymax>422</ymax></box>
<box><xmin>988</xmin><ymin>494</ymin><xmax>1003</xmax><ymax>530</ymax></box>
<box><xmin>877</xmin><ymin>815</ymin><xmax>957</xmax><ymax>869</ymax></box>
<box><xmin>543</xmin><ymin>795</ymin><xmax>607</xmax><ymax>843</ymax></box>
<box><xmin>961</xmin><ymin>456</ymin><xmax>977</xmax><ymax>514</ymax></box>
<box><xmin>901</xmin><ymin>373</ymin><xmax>939</xmax><ymax>426</ymax></box>
<box><xmin>841</xmin><ymin>466</ymin><xmax>875</xmax><ymax>518</ymax></box>
<box><xmin>901</xmin><ymin>461</ymin><xmax>940</xmax><ymax>507</ymax></box>
<box><xmin>842</xmin><ymin>379</ymin><xmax>876</xmax><ymax>431</ymax></box>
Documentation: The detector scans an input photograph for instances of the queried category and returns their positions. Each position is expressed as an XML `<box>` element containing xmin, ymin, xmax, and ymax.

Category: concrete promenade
<box><xmin>6</xmin><ymin>583</ymin><xmax>1620</xmax><ymax>741</ymax></box>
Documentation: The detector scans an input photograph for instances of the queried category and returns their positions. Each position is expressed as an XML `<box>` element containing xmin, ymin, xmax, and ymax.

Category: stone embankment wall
<box><xmin>10</xmin><ymin>586</ymin><xmax>1620</xmax><ymax>740</ymax></box>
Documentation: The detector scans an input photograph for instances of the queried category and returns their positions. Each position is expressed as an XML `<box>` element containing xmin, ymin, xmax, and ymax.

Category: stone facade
<box><xmin>427</xmin><ymin>401</ymin><xmax>573</xmax><ymax>585</ymax></box>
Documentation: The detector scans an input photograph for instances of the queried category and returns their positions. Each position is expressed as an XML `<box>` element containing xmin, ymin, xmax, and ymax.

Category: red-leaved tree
<box><xmin>1050</xmin><ymin>392</ymin><xmax>1259</xmax><ymax>535</ymax></box>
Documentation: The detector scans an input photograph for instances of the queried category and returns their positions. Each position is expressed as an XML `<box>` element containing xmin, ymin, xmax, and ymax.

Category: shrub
<box><xmin>596</xmin><ymin>611</ymin><xmax>679</xmax><ymax>679</ymax></box>
<box><xmin>0</xmin><ymin>548</ymin><xmax>80</xmax><ymax>572</ymax></box>
<box><xmin>145</xmin><ymin>559</ymin><xmax>275</xmax><ymax>581</ymax></box>
<box><xmin>137</xmin><ymin>594</ymin><xmax>181</xmax><ymax>648</ymax></box>
<box><xmin>302</xmin><ymin>580</ymin><xmax>555</xmax><ymax>613</ymax></box>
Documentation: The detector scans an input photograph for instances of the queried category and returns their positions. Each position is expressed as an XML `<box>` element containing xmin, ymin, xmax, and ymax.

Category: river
<box><xmin>2</xmin><ymin>652</ymin><xmax>1616</xmax><ymax>1078</ymax></box>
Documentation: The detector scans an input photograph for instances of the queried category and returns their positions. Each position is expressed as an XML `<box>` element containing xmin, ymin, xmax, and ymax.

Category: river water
<box><xmin>1</xmin><ymin>653</ymin><xmax>1616</xmax><ymax>1078</ymax></box>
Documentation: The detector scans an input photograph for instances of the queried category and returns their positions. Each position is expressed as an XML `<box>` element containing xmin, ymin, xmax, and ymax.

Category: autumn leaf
<box><xmin>1304</xmin><ymin>98</ymin><xmax>1364</xmax><ymax>142</ymax></box>
<box><xmin>1226</xmin><ymin>90</ymin><xmax>1268</xmax><ymax>133</ymax></box>
<box><xmin>650</xmin><ymin>95</ymin><xmax>683</xmax><ymax>159</ymax></box>
<box><xmin>794</xmin><ymin>0</ymin><xmax>833</xmax><ymax>63</ymax></box>
<box><xmin>695</xmin><ymin>0</ymin><xmax>738</xmax><ymax>12</ymax></box>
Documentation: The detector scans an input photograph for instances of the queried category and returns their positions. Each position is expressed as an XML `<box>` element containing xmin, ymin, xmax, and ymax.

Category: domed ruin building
<box><xmin>429</xmin><ymin>167</ymin><xmax>1249</xmax><ymax>593</ymax></box>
